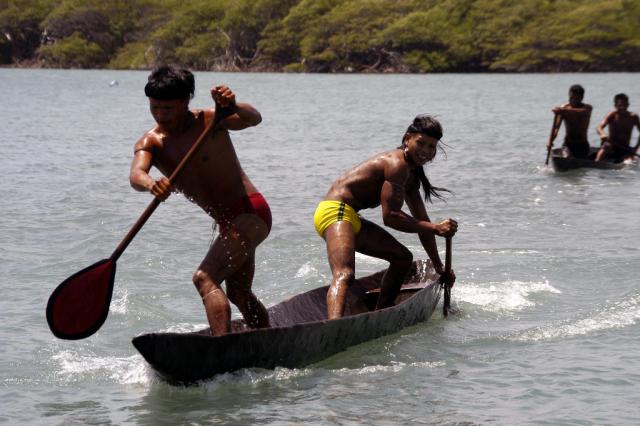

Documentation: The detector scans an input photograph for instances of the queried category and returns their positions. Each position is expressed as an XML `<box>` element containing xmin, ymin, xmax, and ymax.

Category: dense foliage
<box><xmin>1</xmin><ymin>0</ymin><xmax>638</xmax><ymax>71</ymax></box>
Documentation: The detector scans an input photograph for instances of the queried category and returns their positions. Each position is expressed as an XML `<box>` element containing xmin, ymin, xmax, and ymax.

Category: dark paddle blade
<box><xmin>46</xmin><ymin>258</ymin><xmax>116</xmax><ymax>340</ymax></box>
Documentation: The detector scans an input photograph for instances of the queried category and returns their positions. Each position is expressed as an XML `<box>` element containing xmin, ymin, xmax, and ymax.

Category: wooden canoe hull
<box><xmin>132</xmin><ymin>260</ymin><xmax>442</xmax><ymax>383</ymax></box>
<box><xmin>551</xmin><ymin>147</ymin><xmax>626</xmax><ymax>172</ymax></box>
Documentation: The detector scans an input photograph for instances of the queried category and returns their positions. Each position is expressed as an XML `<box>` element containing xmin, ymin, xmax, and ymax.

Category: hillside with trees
<box><xmin>1</xmin><ymin>0</ymin><xmax>639</xmax><ymax>72</ymax></box>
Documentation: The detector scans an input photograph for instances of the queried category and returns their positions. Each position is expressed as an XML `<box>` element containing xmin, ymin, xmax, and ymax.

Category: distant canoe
<box><xmin>132</xmin><ymin>259</ymin><xmax>444</xmax><ymax>384</ymax></box>
<box><xmin>551</xmin><ymin>147</ymin><xmax>628</xmax><ymax>172</ymax></box>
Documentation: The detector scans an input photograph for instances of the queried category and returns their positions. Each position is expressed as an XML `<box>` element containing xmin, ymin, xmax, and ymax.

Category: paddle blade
<box><xmin>46</xmin><ymin>258</ymin><xmax>116</xmax><ymax>340</ymax></box>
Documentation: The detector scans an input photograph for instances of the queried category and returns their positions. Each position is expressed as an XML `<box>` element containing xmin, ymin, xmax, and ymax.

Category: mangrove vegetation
<box><xmin>1</xmin><ymin>0</ymin><xmax>639</xmax><ymax>72</ymax></box>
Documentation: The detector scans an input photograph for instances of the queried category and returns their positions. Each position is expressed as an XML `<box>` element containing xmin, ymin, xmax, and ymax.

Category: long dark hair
<box><xmin>400</xmin><ymin>115</ymin><xmax>449</xmax><ymax>203</ymax></box>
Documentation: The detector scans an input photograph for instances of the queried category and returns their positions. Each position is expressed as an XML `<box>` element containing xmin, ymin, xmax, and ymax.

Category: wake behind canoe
<box><xmin>132</xmin><ymin>259</ymin><xmax>443</xmax><ymax>383</ymax></box>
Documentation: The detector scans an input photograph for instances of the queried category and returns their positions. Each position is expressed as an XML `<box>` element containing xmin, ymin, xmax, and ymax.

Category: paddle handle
<box><xmin>442</xmin><ymin>236</ymin><xmax>453</xmax><ymax>317</ymax></box>
<box><xmin>444</xmin><ymin>237</ymin><xmax>452</xmax><ymax>273</ymax></box>
<box><xmin>545</xmin><ymin>112</ymin><xmax>559</xmax><ymax>166</ymax></box>
<box><xmin>110</xmin><ymin>106</ymin><xmax>234</xmax><ymax>261</ymax></box>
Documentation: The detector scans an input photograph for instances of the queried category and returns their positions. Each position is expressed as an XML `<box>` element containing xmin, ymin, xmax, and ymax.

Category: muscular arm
<box><xmin>211</xmin><ymin>85</ymin><xmax>261</xmax><ymax>131</ymax></box>
<box><xmin>548</xmin><ymin>112</ymin><xmax>563</xmax><ymax>147</ymax></box>
<box><xmin>404</xmin><ymin>185</ymin><xmax>443</xmax><ymax>270</ymax></box>
<box><xmin>379</xmin><ymin>161</ymin><xmax>441</xmax><ymax>235</ymax></box>
<box><xmin>129</xmin><ymin>136</ymin><xmax>172</xmax><ymax>200</ymax></box>
<box><xmin>597</xmin><ymin>112</ymin><xmax>612</xmax><ymax>141</ymax></box>
<box><xmin>554</xmin><ymin>103</ymin><xmax>592</xmax><ymax>116</ymax></box>
<box><xmin>219</xmin><ymin>102</ymin><xmax>262</xmax><ymax>131</ymax></box>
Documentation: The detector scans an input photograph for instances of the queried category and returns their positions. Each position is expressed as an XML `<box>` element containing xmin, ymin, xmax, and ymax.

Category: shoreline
<box><xmin>2</xmin><ymin>64</ymin><xmax>638</xmax><ymax>74</ymax></box>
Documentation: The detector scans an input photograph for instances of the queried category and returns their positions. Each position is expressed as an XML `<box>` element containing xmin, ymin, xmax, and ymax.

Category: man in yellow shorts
<box><xmin>313</xmin><ymin>115</ymin><xmax>457</xmax><ymax>319</ymax></box>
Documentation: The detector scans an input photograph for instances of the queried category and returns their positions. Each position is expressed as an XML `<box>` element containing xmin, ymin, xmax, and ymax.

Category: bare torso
<box><xmin>141</xmin><ymin>109</ymin><xmax>257</xmax><ymax>217</ymax></box>
<box><xmin>325</xmin><ymin>149</ymin><xmax>413</xmax><ymax>210</ymax></box>
<box><xmin>606</xmin><ymin>111</ymin><xmax>639</xmax><ymax>146</ymax></box>
<box><xmin>561</xmin><ymin>102</ymin><xmax>591</xmax><ymax>143</ymax></box>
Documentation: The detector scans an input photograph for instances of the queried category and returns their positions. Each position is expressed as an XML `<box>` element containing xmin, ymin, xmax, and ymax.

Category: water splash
<box><xmin>512</xmin><ymin>293</ymin><xmax>640</xmax><ymax>342</ymax></box>
<box><xmin>331</xmin><ymin>360</ymin><xmax>445</xmax><ymax>376</ymax></box>
<box><xmin>53</xmin><ymin>350</ymin><xmax>149</xmax><ymax>385</ymax></box>
<box><xmin>456</xmin><ymin>279</ymin><xmax>561</xmax><ymax>312</ymax></box>
<box><xmin>110</xmin><ymin>288</ymin><xmax>129</xmax><ymax>315</ymax></box>
<box><xmin>295</xmin><ymin>262</ymin><xmax>318</xmax><ymax>278</ymax></box>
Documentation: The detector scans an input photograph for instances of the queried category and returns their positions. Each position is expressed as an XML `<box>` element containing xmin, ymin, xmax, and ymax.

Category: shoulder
<box><xmin>134</xmin><ymin>129</ymin><xmax>162</xmax><ymax>154</ymax></box>
<box><xmin>381</xmin><ymin>150</ymin><xmax>410</xmax><ymax>183</ymax></box>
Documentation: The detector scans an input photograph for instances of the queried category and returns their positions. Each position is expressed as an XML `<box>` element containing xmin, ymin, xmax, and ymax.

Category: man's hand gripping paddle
<box><xmin>441</xmin><ymin>236</ymin><xmax>455</xmax><ymax>317</ymax></box>
<box><xmin>46</xmin><ymin>106</ymin><xmax>235</xmax><ymax>340</ymax></box>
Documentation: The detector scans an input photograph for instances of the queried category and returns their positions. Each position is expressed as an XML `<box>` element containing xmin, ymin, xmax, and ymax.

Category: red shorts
<box><xmin>214</xmin><ymin>192</ymin><xmax>272</xmax><ymax>233</ymax></box>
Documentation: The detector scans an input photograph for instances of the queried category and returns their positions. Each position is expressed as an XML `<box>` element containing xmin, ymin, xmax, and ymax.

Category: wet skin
<box><xmin>129</xmin><ymin>85</ymin><xmax>270</xmax><ymax>336</ymax></box>
<box><xmin>321</xmin><ymin>133</ymin><xmax>458</xmax><ymax>319</ymax></box>
<box><xmin>548</xmin><ymin>92</ymin><xmax>593</xmax><ymax>153</ymax></box>
<box><xmin>595</xmin><ymin>99</ymin><xmax>640</xmax><ymax>162</ymax></box>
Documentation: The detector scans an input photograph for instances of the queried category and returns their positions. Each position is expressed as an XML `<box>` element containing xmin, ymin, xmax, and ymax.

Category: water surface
<box><xmin>1</xmin><ymin>69</ymin><xmax>639</xmax><ymax>425</ymax></box>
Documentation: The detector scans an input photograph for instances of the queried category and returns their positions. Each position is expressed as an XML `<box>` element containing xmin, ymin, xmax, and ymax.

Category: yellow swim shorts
<box><xmin>313</xmin><ymin>200</ymin><xmax>362</xmax><ymax>237</ymax></box>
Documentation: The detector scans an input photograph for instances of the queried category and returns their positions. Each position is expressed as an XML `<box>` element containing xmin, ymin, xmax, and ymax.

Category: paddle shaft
<box><xmin>442</xmin><ymin>236</ymin><xmax>453</xmax><ymax>316</ymax></box>
<box><xmin>110</xmin><ymin>106</ymin><xmax>232</xmax><ymax>261</ymax></box>
<box><xmin>445</xmin><ymin>237</ymin><xmax>452</xmax><ymax>273</ymax></box>
<box><xmin>545</xmin><ymin>112</ymin><xmax>560</xmax><ymax>166</ymax></box>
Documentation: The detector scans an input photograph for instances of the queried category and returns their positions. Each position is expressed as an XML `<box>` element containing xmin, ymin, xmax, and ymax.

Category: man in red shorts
<box><xmin>129</xmin><ymin>65</ymin><xmax>271</xmax><ymax>336</ymax></box>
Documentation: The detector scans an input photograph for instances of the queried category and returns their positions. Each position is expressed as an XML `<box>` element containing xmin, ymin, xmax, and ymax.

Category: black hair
<box><xmin>569</xmin><ymin>84</ymin><xmax>585</xmax><ymax>97</ymax></box>
<box><xmin>614</xmin><ymin>93</ymin><xmax>629</xmax><ymax>103</ymax></box>
<box><xmin>400</xmin><ymin>115</ymin><xmax>449</xmax><ymax>203</ymax></box>
<box><xmin>144</xmin><ymin>65</ymin><xmax>195</xmax><ymax>100</ymax></box>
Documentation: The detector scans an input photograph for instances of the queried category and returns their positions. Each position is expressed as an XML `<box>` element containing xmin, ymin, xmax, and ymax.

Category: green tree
<box><xmin>37</xmin><ymin>31</ymin><xmax>104</xmax><ymax>68</ymax></box>
<box><xmin>0</xmin><ymin>0</ymin><xmax>56</xmax><ymax>64</ymax></box>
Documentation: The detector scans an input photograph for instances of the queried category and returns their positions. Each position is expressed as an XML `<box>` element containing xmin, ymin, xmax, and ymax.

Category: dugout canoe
<box><xmin>551</xmin><ymin>147</ymin><xmax>628</xmax><ymax>172</ymax></box>
<box><xmin>132</xmin><ymin>259</ymin><xmax>444</xmax><ymax>383</ymax></box>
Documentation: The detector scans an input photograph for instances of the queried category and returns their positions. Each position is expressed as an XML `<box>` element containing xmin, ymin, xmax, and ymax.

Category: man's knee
<box><xmin>192</xmin><ymin>269</ymin><xmax>212</xmax><ymax>293</ymax></box>
<box><xmin>391</xmin><ymin>248</ymin><xmax>413</xmax><ymax>270</ymax></box>
<box><xmin>333</xmin><ymin>269</ymin><xmax>355</xmax><ymax>286</ymax></box>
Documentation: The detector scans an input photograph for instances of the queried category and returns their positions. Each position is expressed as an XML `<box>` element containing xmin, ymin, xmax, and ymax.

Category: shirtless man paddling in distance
<box><xmin>595</xmin><ymin>93</ymin><xmax>640</xmax><ymax>163</ymax></box>
<box><xmin>547</xmin><ymin>84</ymin><xmax>593</xmax><ymax>159</ymax></box>
<box><xmin>129</xmin><ymin>65</ymin><xmax>272</xmax><ymax>336</ymax></box>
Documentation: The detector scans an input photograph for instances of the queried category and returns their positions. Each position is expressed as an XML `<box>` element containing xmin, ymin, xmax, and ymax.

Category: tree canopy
<box><xmin>1</xmin><ymin>0</ymin><xmax>638</xmax><ymax>71</ymax></box>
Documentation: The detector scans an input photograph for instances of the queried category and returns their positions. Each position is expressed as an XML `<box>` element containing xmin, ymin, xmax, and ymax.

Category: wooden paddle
<box><xmin>442</xmin><ymin>236</ymin><xmax>454</xmax><ymax>317</ymax></box>
<box><xmin>46</xmin><ymin>105</ymin><xmax>235</xmax><ymax>340</ymax></box>
<box><xmin>545</xmin><ymin>112</ymin><xmax>560</xmax><ymax>166</ymax></box>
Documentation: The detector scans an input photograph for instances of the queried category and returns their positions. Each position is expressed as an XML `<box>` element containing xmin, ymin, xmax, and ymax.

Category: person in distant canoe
<box><xmin>129</xmin><ymin>65</ymin><xmax>271</xmax><ymax>336</ymax></box>
<box><xmin>313</xmin><ymin>115</ymin><xmax>458</xmax><ymax>319</ymax></box>
<box><xmin>595</xmin><ymin>93</ymin><xmax>640</xmax><ymax>162</ymax></box>
<box><xmin>547</xmin><ymin>84</ymin><xmax>593</xmax><ymax>159</ymax></box>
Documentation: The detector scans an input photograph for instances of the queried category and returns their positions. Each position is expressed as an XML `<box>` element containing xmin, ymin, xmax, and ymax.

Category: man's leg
<box><xmin>225</xmin><ymin>253</ymin><xmax>270</xmax><ymax>329</ymax></box>
<box><xmin>324</xmin><ymin>221</ymin><xmax>356</xmax><ymax>319</ymax></box>
<box><xmin>194</xmin><ymin>214</ymin><xmax>269</xmax><ymax>336</ymax></box>
<box><xmin>355</xmin><ymin>218</ymin><xmax>413</xmax><ymax>310</ymax></box>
